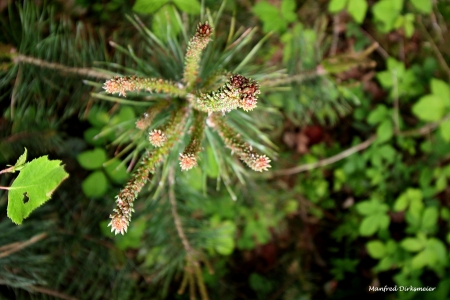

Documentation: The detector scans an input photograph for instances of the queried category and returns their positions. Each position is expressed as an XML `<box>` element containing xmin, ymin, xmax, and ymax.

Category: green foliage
<box><xmin>328</xmin><ymin>0</ymin><xmax>368</xmax><ymax>24</ymax></box>
<box><xmin>4</xmin><ymin>149</ymin><xmax>68</xmax><ymax>224</ymax></box>
<box><xmin>77</xmin><ymin>106</ymin><xmax>133</xmax><ymax>198</ymax></box>
<box><xmin>3</xmin><ymin>0</ymin><xmax>450</xmax><ymax>299</ymax></box>
<box><xmin>252</xmin><ymin>0</ymin><xmax>297</xmax><ymax>33</ymax></box>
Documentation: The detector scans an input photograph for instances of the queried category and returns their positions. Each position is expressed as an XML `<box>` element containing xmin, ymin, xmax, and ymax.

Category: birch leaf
<box><xmin>7</xmin><ymin>156</ymin><xmax>69</xmax><ymax>224</ymax></box>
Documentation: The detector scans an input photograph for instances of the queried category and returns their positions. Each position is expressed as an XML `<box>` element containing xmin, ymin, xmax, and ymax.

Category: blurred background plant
<box><xmin>1</xmin><ymin>0</ymin><xmax>450</xmax><ymax>299</ymax></box>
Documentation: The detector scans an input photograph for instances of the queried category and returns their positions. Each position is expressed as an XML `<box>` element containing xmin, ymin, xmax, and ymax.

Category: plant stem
<box><xmin>273</xmin><ymin>135</ymin><xmax>376</xmax><ymax>176</ymax></box>
<box><xmin>13</xmin><ymin>53</ymin><xmax>111</xmax><ymax>79</ymax></box>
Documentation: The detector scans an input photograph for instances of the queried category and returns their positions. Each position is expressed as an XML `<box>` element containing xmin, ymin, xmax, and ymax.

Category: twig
<box><xmin>168</xmin><ymin>168</ymin><xmax>209</xmax><ymax>300</ymax></box>
<box><xmin>0</xmin><ymin>233</ymin><xmax>47</xmax><ymax>258</ymax></box>
<box><xmin>330</xmin><ymin>14</ymin><xmax>340</xmax><ymax>56</ymax></box>
<box><xmin>13</xmin><ymin>54</ymin><xmax>111</xmax><ymax>79</ymax></box>
<box><xmin>29</xmin><ymin>286</ymin><xmax>78</xmax><ymax>300</ymax></box>
<box><xmin>417</xmin><ymin>16</ymin><xmax>450</xmax><ymax>82</ymax></box>
<box><xmin>360</xmin><ymin>29</ymin><xmax>389</xmax><ymax>59</ymax></box>
<box><xmin>168</xmin><ymin>169</ymin><xmax>196</xmax><ymax>258</ymax></box>
<box><xmin>398</xmin><ymin>115</ymin><xmax>450</xmax><ymax>137</ymax></box>
<box><xmin>273</xmin><ymin>136</ymin><xmax>377</xmax><ymax>176</ymax></box>
<box><xmin>10</xmin><ymin>63</ymin><xmax>22</xmax><ymax>118</ymax></box>
<box><xmin>260</xmin><ymin>67</ymin><xmax>327</xmax><ymax>88</ymax></box>
<box><xmin>393</xmin><ymin>68</ymin><xmax>401</xmax><ymax>134</ymax></box>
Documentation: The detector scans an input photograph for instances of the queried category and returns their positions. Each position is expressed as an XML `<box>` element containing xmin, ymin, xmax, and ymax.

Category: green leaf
<box><xmin>15</xmin><ymin>148</ymin><xmax>27</xmax><ymax>168</ymax></box>
<box><xmin>84</xmin><ymin>128</ymin><xmax>108</xmax><ymax>146</ymax></box>
<box><xmin>280</xmin><ymin>0</ymin><xmax>297</xmax><ymax>22</ymax></box>
<box><xmin>77</xmin><ymin>148</ymin><xmax>107</xmax><ymax>170</ymax></box>
<box><xmin>253</xmin><ymin>2</ymin><xmax>287</xmax><ymax>33</ymax></box>
<box><xmin>427</xmin><ymin>238</ymin><xmax>447</xmax><ymax>265</ymax></box>
<box><xmin>394</xmin><ymin>188</ymin><xmax>422</xmax><ymax>211</ymax></box>
<box><xmin>355</xmin><ymin>200</ymin><xmax>377</xmax><ymax>216</ymax></box>
<box><xmin>412</xmin><ymin>94</ymin><xmax>447</xmax><ymax>122</ymax></box>
<box><xmin>173</xmin><ymin>0</ymin><xmax>200</xmax><ymax>14</ymax></box>
<box><xmin>87</xmin><ymin>106</ymin><xmax>110</xmax><ymax>127</ymax></box>
<box><xmin>5</xmin><ymin>148</ymin><xmax>28</xmax><ymax>173</ymax></box>
<box><xmin>376</xmin><ymin>70</ymin><xmax>393</xmax><ymax>88</ymax></box>
<box><xmin>328</xmin><ymin>0</ymin><xmax>347</xmax><ymax>13</ymax></box>
<box><xmin>421</xmin><ymin>206</ymin><xmax>438</xmax><ymax>231</ymax></box>
<box><xmin>410</xmin><ymin>0</ymin><xmax>432</xmax><ymax>13</ymax></box>
<box><xmin>152</xmin><ymin>4</ymin><xmax>181</xmax><ymax>41</ymax></box>
<box><xmin>347</xmin><ymin>0</ymin><xmax>368</xmax><ymax>23</ymax></box>
<box><xmin>359</xmin><ymin>215</ymin><xmax>379</xmax><ymax>236</ymax></box>
<box><xmin>431</xmin><ymin>78</ymin><xmax>450</xmax><ymax>107</ymax></box>
<box><xmin>104</xmin><ymin>159</ymin><xmax>129</xmax><ymax>184</ymax></box>
<box><xmin>401</xmin><ymin>238</ymin><xmax>424</xmax><ymax>252</ymax></box>
<box><xmin>111</xmin><ymin>106</ymin><xmax>136</xmax><ymax>125</ymax></box>
<box><xmin>376</xmin><ymin>256</ymin><xmax>393</xmax><ymax>271</ymax></box>
<box><xmin>404</xmin><ymin>16</ymin><xmax>415</xmax><ymax>37</ymax></box>
<box><xmin>376</xmin><ymin>119</ymin><xmax>393</xmax><ymax>143</ymax></box>
<box><xmin>411</xmin><ymin>250</ymin><xmax>429</xmax><ymax>269</ymax></box>
<box><xmin>215</xmin><ymin>237</ymin><xmax>235</xmax><ymax>255</ymax></box>
<box><xmin>7</xmin><ymin>156</ymin><xmax>69</xmax><ymax>224</ymax></box>
<box><xmin>367</xmin><ymin>105</ymin><xmax>388</xmax><ymax>125</ymax></box>
<box><xmin>439</xmin><ymin>119</ymin><xmax>450</xmax><ymax>142</ymax></box>
<box><xmin>366</xmin><ymin>240</ymin><xmax>386</xmax><ymax>258</ymax></box>
<box><xmin>372</xmin><ymin>0</ymin><xmax>403</xmax><ymax>32</ymax></box>
<box><xmin>133</xmin><ymin>0</ymin><xmax>168</xmax><ymax>14</ymax></box>
<box><xmin>81</xmin><ymin>171</ymin><xmax>108</xmax><ymax>198</ymax></box>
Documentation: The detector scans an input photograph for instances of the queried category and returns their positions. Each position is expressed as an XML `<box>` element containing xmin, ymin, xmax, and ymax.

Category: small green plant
<box><xmin>0</xmin><ymin>148</ymin><xmax>68</xmax><ymax>224</ymax></box>
<box><xmin>78</xmin><ymin>106</ymin><xmax>133</xmax><ymax>198</ymax></box>
<box><xmin>328</xmin><ymin>0</ymin><xmax>368</xmax><ymax>24</ymax></box>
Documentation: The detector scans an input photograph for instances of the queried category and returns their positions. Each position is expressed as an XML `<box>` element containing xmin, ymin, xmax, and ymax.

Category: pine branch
<box><xmin>13</xmin><ymin>53</ymin><xmax>111</xmax><ymax>79</ymax></box>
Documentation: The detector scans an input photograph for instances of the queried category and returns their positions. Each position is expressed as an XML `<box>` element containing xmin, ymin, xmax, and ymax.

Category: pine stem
<box><xmin>13</xmin><ymin>53</ymin><xmax>111</xmax><ymax>79</ymax></box>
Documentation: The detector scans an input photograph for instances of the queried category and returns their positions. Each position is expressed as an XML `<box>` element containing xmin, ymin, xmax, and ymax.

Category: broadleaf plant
<box><xmin>0</xmin><ymin>149</ymin><xmax>69</xmax><ymax>224</ymax></box>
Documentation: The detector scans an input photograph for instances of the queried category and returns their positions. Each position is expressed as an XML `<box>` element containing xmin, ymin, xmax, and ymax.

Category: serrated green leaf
<box><xmin>410</xmin><ymin>0</ymin><xmax>432</xmax><ymax>13</ymax></box>
<box><xmin>376</xmin><ymin>70</ymin><xmax>393</xmax><ymax>88</ymax></box>
<box><xmin>366</xmin><ymin>240</ymin><xmax>386</xmax><ymax>258</ymax></box>
<box><xmin>431</xmin><ymin>78</ymin><xmax>450</xmax><ymax>107</ymax></box>
<box><xmin>81</xmin><ymin>171</ymin><xmax>108</xmax><ymax>198</ymax></box>
<box><xmin>376</xmin><ymin>119</ymin><xmax>393</xmax><ymax>143</ymax></box>
<box><xmin>347</xmin><ymin>0</ymin><xmax>368</xmax><ymax>23</ymax></box>
<box><xmin>15</xmin><ymin>148</ymin><xmax>27</xmax><ymax>168</ymax></box>
<box><xmin>77</xmin><ymin>148</ymin><xmax>107</xmax><ymax>170</ymax></box>
<box><xmin>439</xmin><ymin>119</ymin><xmax>450</xmax><ymax>142</ymax></box>
<box><xmin>133</xmin><ymin>0</ymin><xmax>168</xmax><ymax>14</ymax></box>
<box><xmin>372</xmin><ymin>0</ymin><xmax>403</xmax><ymax>32</ymax></box>
<box><xmin>253</xmin><ymin>2</ymin><xmax>287</xmax><ymax>33</ymax></box>
<box><xmin>7</xmin><ymin>156</ymin><xmax>69</xmax><ymax>224</ymax></box>
<box><xmin>367</xmin><ymin>105</ymin><xmax>388</xmax><ymax>125</ymax></box>
<box><xmin>401</xmin><ymin>237</ymin><xmax>424</xmax><ymax>252</ymax></box>
<box><xmin>280</xmin><ymin>0</ymin><xmax>297</xmax><ymax>22</ymax></box>
<box><xmin>328</xmin><ymin>0</ymin><xmax>347</xmax><ymax>13</ymax></box>
<box><xmin>173</xmin><ymin>0</ymin><xmax>200</xmax><ymax>14</ymax></box>
<box><xmin>412</xmin><ymin>94</ymin><xmax>447</xmax><ymax>122</ymax></box>
<box><xmin>4</xmin><ymin>148</ymin><xmax>28</xmax><ymax>174</ymax></box>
